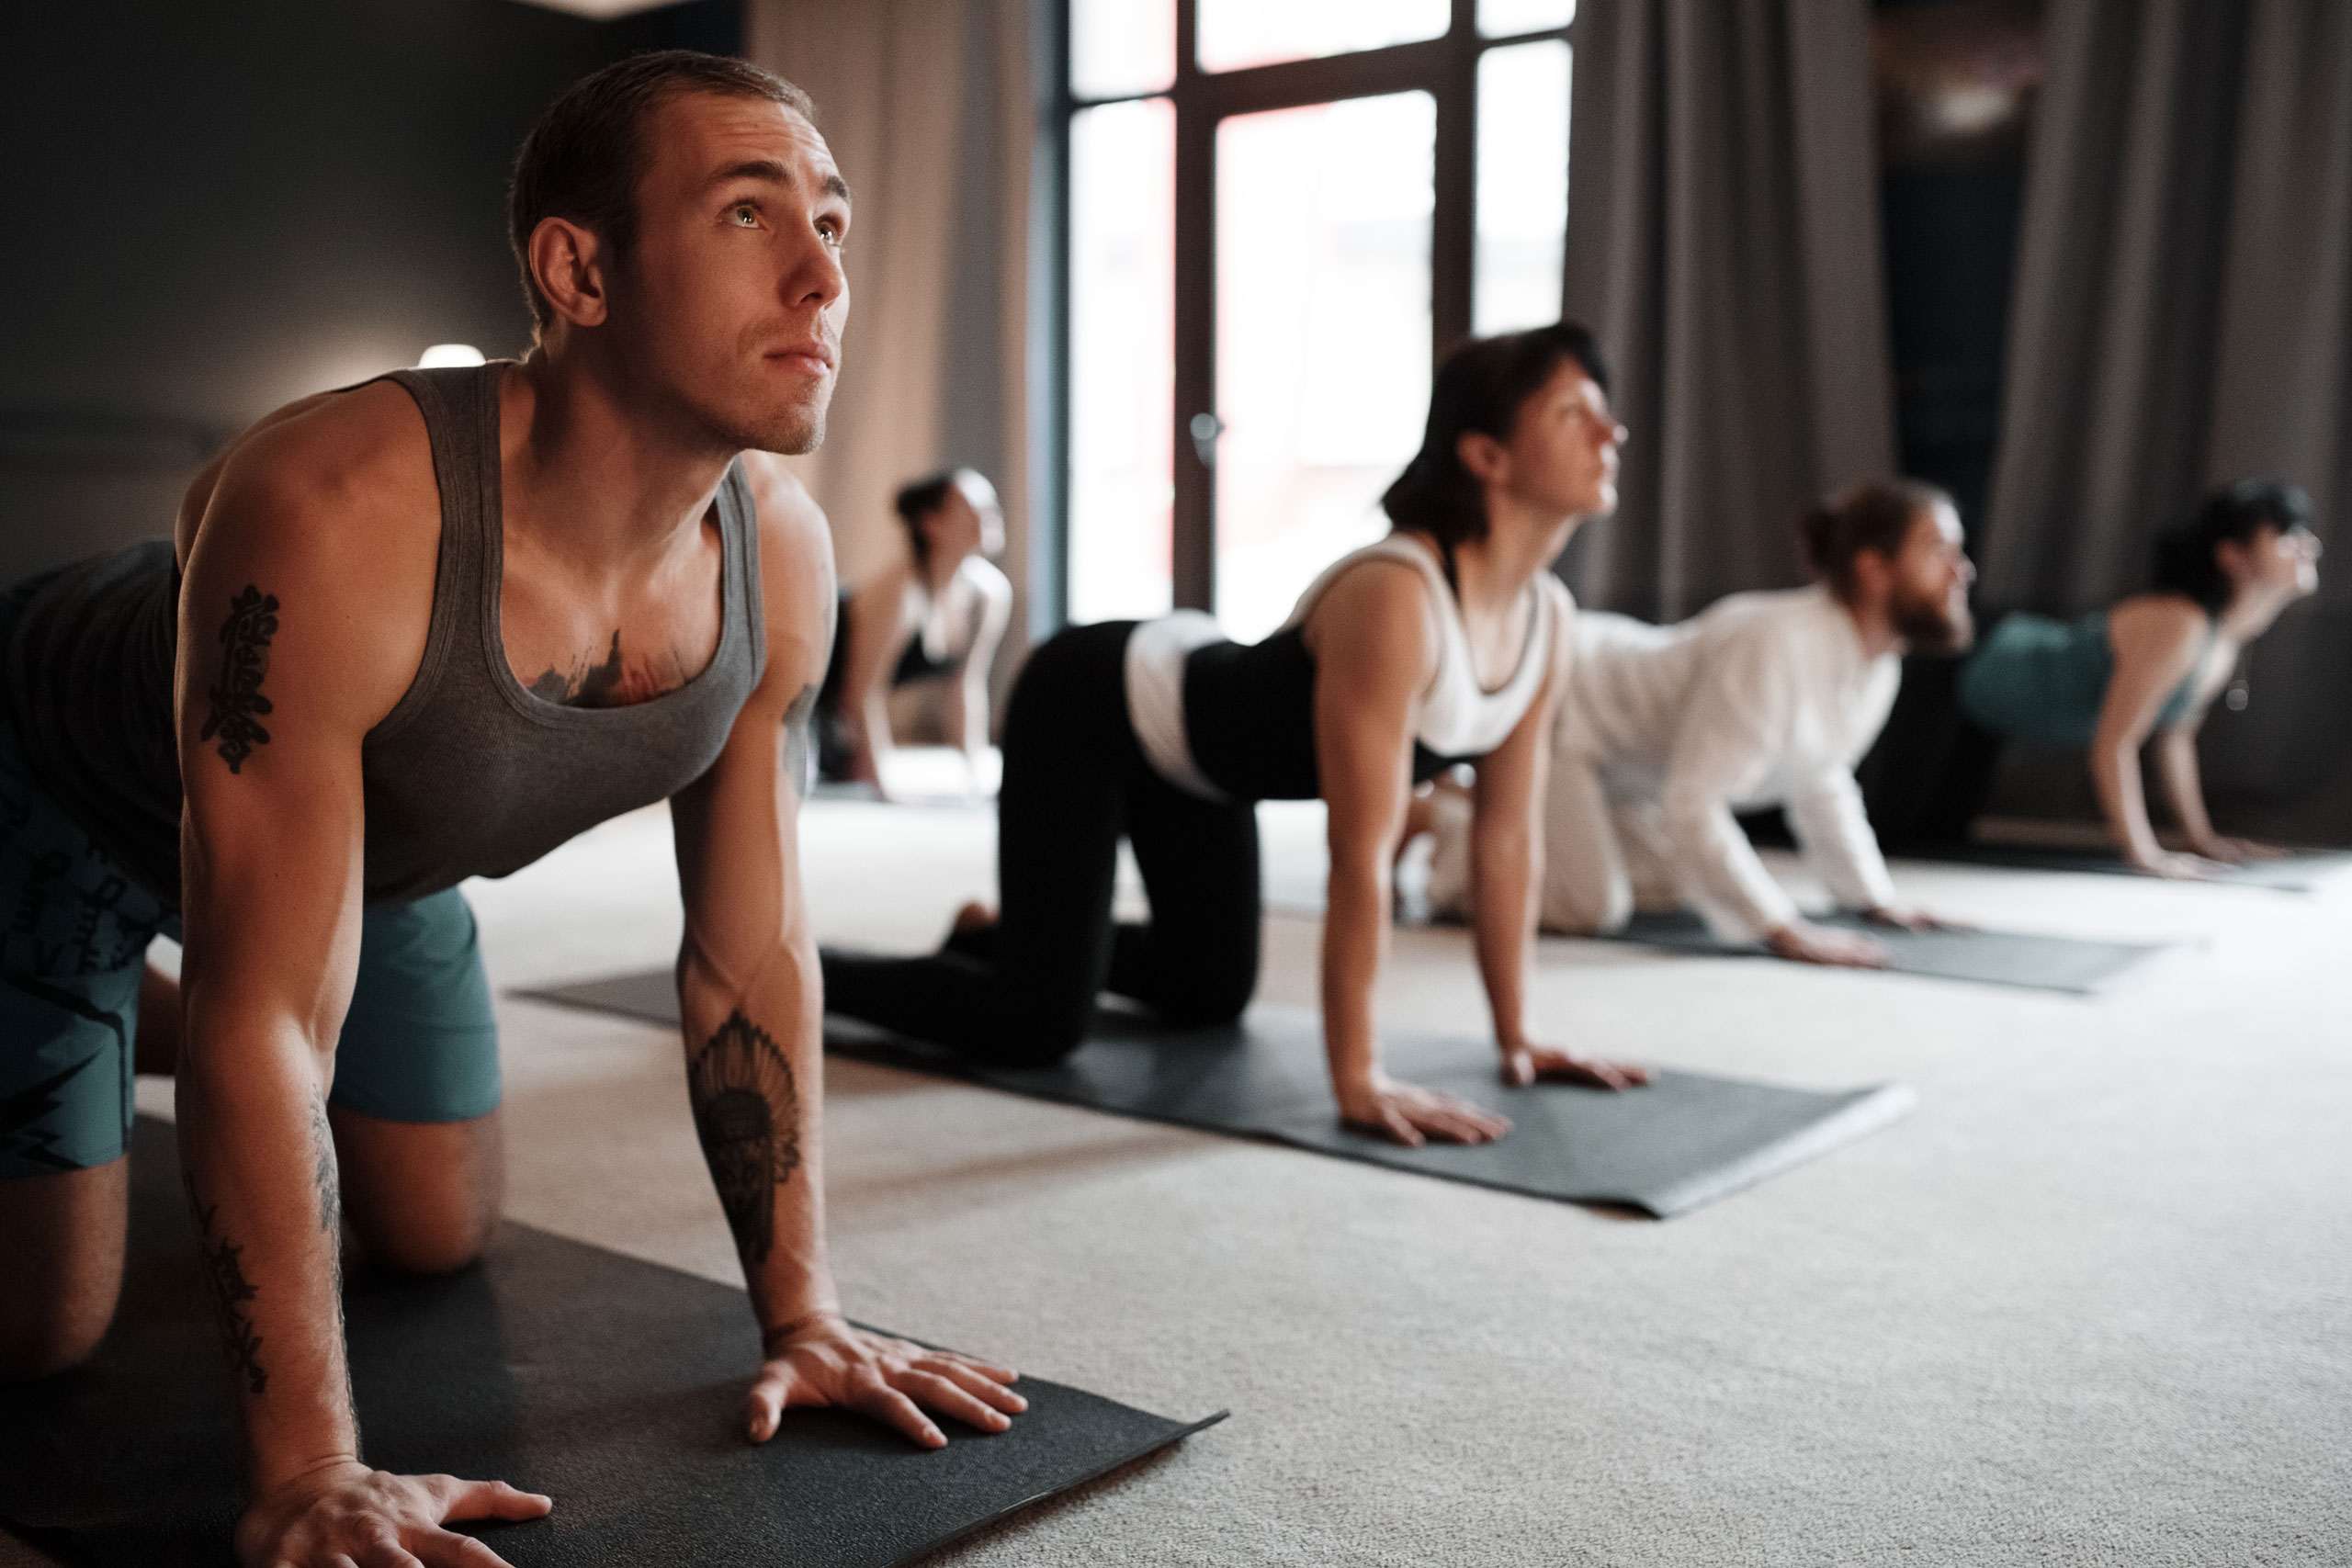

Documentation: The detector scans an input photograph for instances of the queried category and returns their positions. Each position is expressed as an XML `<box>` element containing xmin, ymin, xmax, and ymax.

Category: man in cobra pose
<box><xmin>0</xmin><ymin>52</ymin><xmax>1023</xmax><ymax>1568</ymax></box>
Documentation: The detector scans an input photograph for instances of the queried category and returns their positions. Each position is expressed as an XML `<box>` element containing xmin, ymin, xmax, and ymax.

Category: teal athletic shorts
<box><xmin>0</xmin><ymin>710</ymin><xmax>501</xmax><ymax>1178</ymax></box>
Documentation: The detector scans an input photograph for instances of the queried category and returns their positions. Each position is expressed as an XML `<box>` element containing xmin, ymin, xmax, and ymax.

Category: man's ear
<box><xmin>1455</xmin><ymin>430</ymin><xmax>1508</xmax><ymax>486</ymax></box>
<box><xmin>530</xmin><ymin>216</ymin><xmax>612</xmax><ymax>329</ymax></box>
<box><xmin>1847</xmin><ymin>547</ymin><xmax>1895</xmax><ymax>604</ymax></box>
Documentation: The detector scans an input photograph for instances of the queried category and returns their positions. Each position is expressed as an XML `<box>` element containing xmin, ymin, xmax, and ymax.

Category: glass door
<box><xmin>1210</xmin><ymin>93</ymin><xmax>1436</xmax><ymax>642</ymax></box>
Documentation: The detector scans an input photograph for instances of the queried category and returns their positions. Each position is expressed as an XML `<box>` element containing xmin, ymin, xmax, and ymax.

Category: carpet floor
<box><xmin>11</xmin><ymin>792</ymin><xmax>2346</xmax><ymax>1566</ymax></box>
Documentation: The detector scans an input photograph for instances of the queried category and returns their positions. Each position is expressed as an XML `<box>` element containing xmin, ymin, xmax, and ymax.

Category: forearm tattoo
<box><xmin>200</xmin><ymin>585</ymin><xmax>279</xmax><ymax>773</ymax></box>
<box><xmin>186</xmin><ymin>1172</ymin><xmax>268</xmax><ymax>1396</ymax></box>
<box><xmin>780</xmin><ymin>682</ymin><xmax>819</xmax><ymax>796</ymax></box>
<box><xmin>687</xmin><ymin>1010</ymin><xmax>803</xmax><ymax>1267</ymax></box>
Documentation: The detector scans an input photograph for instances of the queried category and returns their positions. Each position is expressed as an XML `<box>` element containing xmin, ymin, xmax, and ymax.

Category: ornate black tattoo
<box><xmin>780</xmin><ymin>682</ymin><xmax>819</xmax><ymax>795</ymax></box>
<box><xmin>687</xmin><ymin>1010</ymin><xmax>801</xmax><ymax>1266</ymax></box>
<box><xmin>200</xmin><ymin>586</ymin><xmax>278</xmax><ymax>773</ymax></box>
<box><xmin>529</xmin><ymin>630</ymin><xmax>628</xmax><ymax>708</ymax></box>
<box><xmin>187</xmin><ymin>1178</ymin><xmax>267</xmax><ymax>1396</ymax></box>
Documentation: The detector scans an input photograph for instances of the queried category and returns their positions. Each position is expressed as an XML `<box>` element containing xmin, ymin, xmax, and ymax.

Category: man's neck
<box><xmin>503</xmin><ymin>344</ymin><xmax>738</xmax><ymax>569</ymax></box>
<box><xmin>1840</xmin><ymin>590</ymin><xmax>1905</xmax><ymax>660</ymax></box>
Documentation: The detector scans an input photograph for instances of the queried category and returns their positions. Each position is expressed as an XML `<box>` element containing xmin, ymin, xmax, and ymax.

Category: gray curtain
<box><xmin>1980</xmin><ymin>0</ymin><xmax>2352</xmax><ymax>817</ymax></box>
<box><xmin>1559</xmin><ymin>0</ymin><xmax>1894</xmax><ymax>622</ymax></box>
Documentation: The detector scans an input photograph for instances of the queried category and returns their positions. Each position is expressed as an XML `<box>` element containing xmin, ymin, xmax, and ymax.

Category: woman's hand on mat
<box><xmin>237</xmin><ymin>1460</ymin><xmax>551</xmax><ymax>1568</ymax></box>
<box><xmin>2130</xmin><ymin>849</ymin><xmax>2228</xmax><ymax>880</ymax></box>
<box><xmin>1860</xmin><ymin>905</ymin><xmax>1971</xmax><ymax>933</ymax></box>
<box><xmin>1498</xmin><ymin>1042</ymin><xmax>1652</xmax><ymax>1092</ymax></box>
<box><xmin>1337</xmin><ymin>1073</ymin><xmax>1512</xmax><ymax>1147</ymax></box>
<box><xmin>747</xmin><ymin>1314</ymin><xmax>1027</xmax><ymax>1450</ymax></box>
<box><xmin>1765</xmin><ymin>921</ymin><xmax>1893</xmax><ymax>968</ymax></box>
<box><xmin>2191</xmin><ymin>835</ymin><xmax>2286</xmax><ymax>864</ymax></box>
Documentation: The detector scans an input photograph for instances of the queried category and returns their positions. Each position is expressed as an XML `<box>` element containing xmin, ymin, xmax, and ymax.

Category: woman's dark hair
<box><xmin>1380</xmin><ymin>322</ymin><xmax>1612</xmax><ymax>547</ymax></box>
<box><xmin>509</xmin><ymin>51</ymin><xmax>815</xmax><ymax>332</ymax></box>
<box><xmin>894</xmin><ymin>469</ymin><xmax>967</xmax><ymax>568</ymax></box>
<box><xmin>2153</xmin><ymin>479</ymin><xmax>2312</xmax><ymax>613</ymax></box>
<box><xmin>1797</xmin><ymin>479</ymin><xmax>1952</xmax><ymax>600</ymax></box>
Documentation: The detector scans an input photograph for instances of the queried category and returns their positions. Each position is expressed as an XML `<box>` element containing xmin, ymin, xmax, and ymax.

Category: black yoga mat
<box><xmin>1599</xmin><ymin>909</ymin><xmax>2188</xmax><ymax>995</ymax></box>
<box><xmin>1903</xmin><ymin>843</ymin><xmax>2352</xmax><ymax>893</ymax></box>
<box><xmin>0</xmin><ymin>1117</ymin><xmax>1221</xmax><ymax>1568</ymax></box>
<box><xmin>519</xmin><ymin>977</ymin><xmax>1912</xmax><ymax>1218</ymax></box>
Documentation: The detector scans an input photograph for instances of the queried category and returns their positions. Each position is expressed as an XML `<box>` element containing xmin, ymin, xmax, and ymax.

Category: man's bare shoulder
<box><xmin>179</xmin><ymin>381</ymin><xmax>443</xmax><ymax>731</ymax></box>
<box><xmin>196</xmin><ymin>382</ymin><xmax>440</xmax><ymax>569</ymax></box>
<box><xmin>737</xmin><ymin>452</ymin><xmax>838</xmax><ymax>690</ymax></box>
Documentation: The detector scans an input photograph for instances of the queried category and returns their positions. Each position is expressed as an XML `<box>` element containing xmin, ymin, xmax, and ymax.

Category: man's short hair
<box><xmin>1797</xmin><ymin>479</ymin><xmax>1952</xmax><ymax>600</ymax></box>
<box><xmin>507</xmin><ymin>51</ymin><xmax>816</xmax><ymax>332</ymax></box>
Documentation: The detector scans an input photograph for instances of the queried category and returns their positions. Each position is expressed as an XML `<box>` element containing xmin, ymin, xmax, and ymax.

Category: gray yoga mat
<box><xmin>519</xmin><ymin>977</ymin><xmax>1913</xmax><ymax>1218</ymax></box>
<box><xmin>1906</xmin><ymin>843</ymin><xmax>2352</xmax><ymax>893</ymax></box>
<box><xmin>1600</xmin><ymin>910</ymin><xmax>2188</xmax><ymax>995</ymax></box>
<box><xmin>0</xmin><ymin>1116</ymin><xmax>1221</xmax><ymax>1568</ymax></box>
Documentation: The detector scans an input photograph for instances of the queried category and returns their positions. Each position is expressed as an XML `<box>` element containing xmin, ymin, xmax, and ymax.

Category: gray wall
<box><xmin>0</xmin><ymin>0</ymin><xmax>737</xmax><ymax>584</ymax></box>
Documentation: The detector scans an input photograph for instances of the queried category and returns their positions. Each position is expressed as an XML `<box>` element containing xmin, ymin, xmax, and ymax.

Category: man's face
<box><xmin>1884</xmin><ymin>501</ymin><xmax>1975</xmax><ymax>653</ymax></box>
<box><xmin>609</xmin><ymin>91</ymin><xmax>852</xmax><ymax>455</ymax></box>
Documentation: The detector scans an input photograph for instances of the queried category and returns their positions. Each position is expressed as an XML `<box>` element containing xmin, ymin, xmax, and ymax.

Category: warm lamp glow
<box><xmin>418</xmin><ymin>344</ymin><xmax>486</xmax><ymax>368</ymax></box>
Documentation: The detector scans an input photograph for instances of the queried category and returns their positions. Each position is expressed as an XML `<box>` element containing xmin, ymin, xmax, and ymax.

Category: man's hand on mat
<box><xmin>237</xmin><ymin>1461</ymin><xmax>550</xmax><ymax>1568</ymax></box>
<box><xmin>1338</xmin><ymin>1073</ymin><xmax>1512</xmax><ymax>1147</ymax></box>
<box><xmin>748</xmin><ymin>1314</ymin><xmax>1027</xmax><ymax>1450</ymax></box>
<box><xmin>1765</xmin><ymin>921</ymin><xmax>1892</xmax><ymax>968</ymax></box>
<box><xmin>1498</xmin><ymin>1042</ymin><xmax>1651</xmax><ymax>1091</ymax></box>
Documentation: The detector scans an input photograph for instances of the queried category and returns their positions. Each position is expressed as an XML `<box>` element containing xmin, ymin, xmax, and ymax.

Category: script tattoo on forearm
<box><xmin>780</xmin><ymin>682</ymin><xmax>819</xmax><ymax>796</ymax></box>
<box><xmin>186</xmin><ymin>1172</ymin><xmax>268</xmax><ymax>1396</ymax></box>
<box><xmin>200</xmin><ymin>585</ymin><xmax>279</xmax><ymax>773</ymax></box>
<box><xmin>687</xmin><ymin>1010</ymin><xmax>803</xmax><ymax>1266</ymax></box>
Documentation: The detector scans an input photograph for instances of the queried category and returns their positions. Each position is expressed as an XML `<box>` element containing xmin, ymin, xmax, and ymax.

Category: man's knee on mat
<box><xmin>331</xmin><ymin>1107</ymin><xmax>503</xmax><ymax>1277</ymax></box>
<box><xmin>0</xmin><ymin>1160</ymin><xmax>127</xmax><ymax>1382</ymax></box>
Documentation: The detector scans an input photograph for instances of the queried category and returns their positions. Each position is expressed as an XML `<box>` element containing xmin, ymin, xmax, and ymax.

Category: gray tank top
<box><xmin>2</xmin><ymin>362</ymin><xmax>766</xmax><ymax>908</ymax></box>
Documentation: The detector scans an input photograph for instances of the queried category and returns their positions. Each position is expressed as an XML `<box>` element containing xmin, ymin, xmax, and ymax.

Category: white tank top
<box><xmin>1124</xmin><ymin>533</ymin><xmax>1567</xmax><ymax>799</ymax></box>
<box><xmin>1280</xmin><ymin>533</ymin><xmax>1566</xmax><ymax>759</ymax></box>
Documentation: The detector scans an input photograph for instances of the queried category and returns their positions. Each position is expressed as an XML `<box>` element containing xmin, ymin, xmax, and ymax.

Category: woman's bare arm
<box><xmin>837</xmin><ymin>562</ymin><xmax>915</xmax><ymax>790</ymax></box>
<box><xmin>2094</xmin><ymin>599</ymin><xmax>2213</xmax><ymax>874</ymax></box>
<box><xmin>944</xmin><ymin>564</ymin><xmax>1012</xmax><ymax>769</ymax></box>
<box><xmin>1466</xmin><ymin>608</ymin><xmax>1646</xmax><ymax>1090</ymax></box>
<box><xmin>1307</xmin><ymin>563</ymin><xmax>1510</xmax><ymax>1146</ymax></box>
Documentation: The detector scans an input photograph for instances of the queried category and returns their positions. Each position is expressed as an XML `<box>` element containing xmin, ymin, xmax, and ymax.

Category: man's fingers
<box><xmin>435</xmin><ymin>1480</ymin><xmax>553</xmax><ymax>1524</ymax></box>
<box><xmin>852</xmin><ymin>1380</ymin><xmax>947</xmax><ymax>1449</ymax></box>
<box><xmin>354</xmin><ymin>1540</ymin><xmax>424</xmax><ymax>1568</ymax></box>
<box><xmin>925</xmin><ymin>1348</ymin><xmax>1020</xmax><ymax>1384</ymax></box>
<box><xmin>893</xmin><ymin>1369</ymin><xmax>1013</xmax><ymax>1432</ymax></box>
<box><xmin>921</xmin><ymin>1358</ymin><xmax>1029</xmax><ymax>1412</ymax></box>
<box><xmin>744</xmin><ymin>1368</ymin><xmax>797</xmax><ymax>1443</ymax></box>
<box><xmin>413</xmin><ymin>1529</ymin><xmax>521</xmax><ymax>1568</ymax></box>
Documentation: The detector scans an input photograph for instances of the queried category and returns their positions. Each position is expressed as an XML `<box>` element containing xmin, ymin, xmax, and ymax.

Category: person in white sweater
<box><xmin>1426</xmin><ymin>479</ymin><xmax>1975</xmax><ymax>966</ymax></box>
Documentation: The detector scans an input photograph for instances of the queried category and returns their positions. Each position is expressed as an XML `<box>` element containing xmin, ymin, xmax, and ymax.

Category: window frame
<box><xmin>1051</xmin><ymin>0</ymin><xmax>1574</xmax><ymax>620</ymax></box>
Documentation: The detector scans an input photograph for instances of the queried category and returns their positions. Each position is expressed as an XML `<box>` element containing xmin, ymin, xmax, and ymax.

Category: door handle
<box><xmin>1188</xmin><ymin>412</ymin><xmax>1225</xmax><ymax>468</ymax></box>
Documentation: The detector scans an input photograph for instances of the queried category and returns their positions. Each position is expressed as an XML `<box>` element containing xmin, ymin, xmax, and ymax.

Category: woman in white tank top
<box><xmin>822</xmin><ymin>325</ymin><xmax>1650</xmax><ymax>1145</ymax></box>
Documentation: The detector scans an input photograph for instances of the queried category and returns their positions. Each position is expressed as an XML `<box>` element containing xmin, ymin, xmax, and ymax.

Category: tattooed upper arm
<box><xmin>199</xmin><ymin>585</ymin><xmax>281</xmax><ymax>774</ymax></box>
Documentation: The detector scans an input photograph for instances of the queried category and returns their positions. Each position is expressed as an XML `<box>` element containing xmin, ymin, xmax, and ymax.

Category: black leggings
<box><xmin>820</xmin><ymin>621</ymin><xmax>1262</xmax><ymax>1066</ymax></box>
